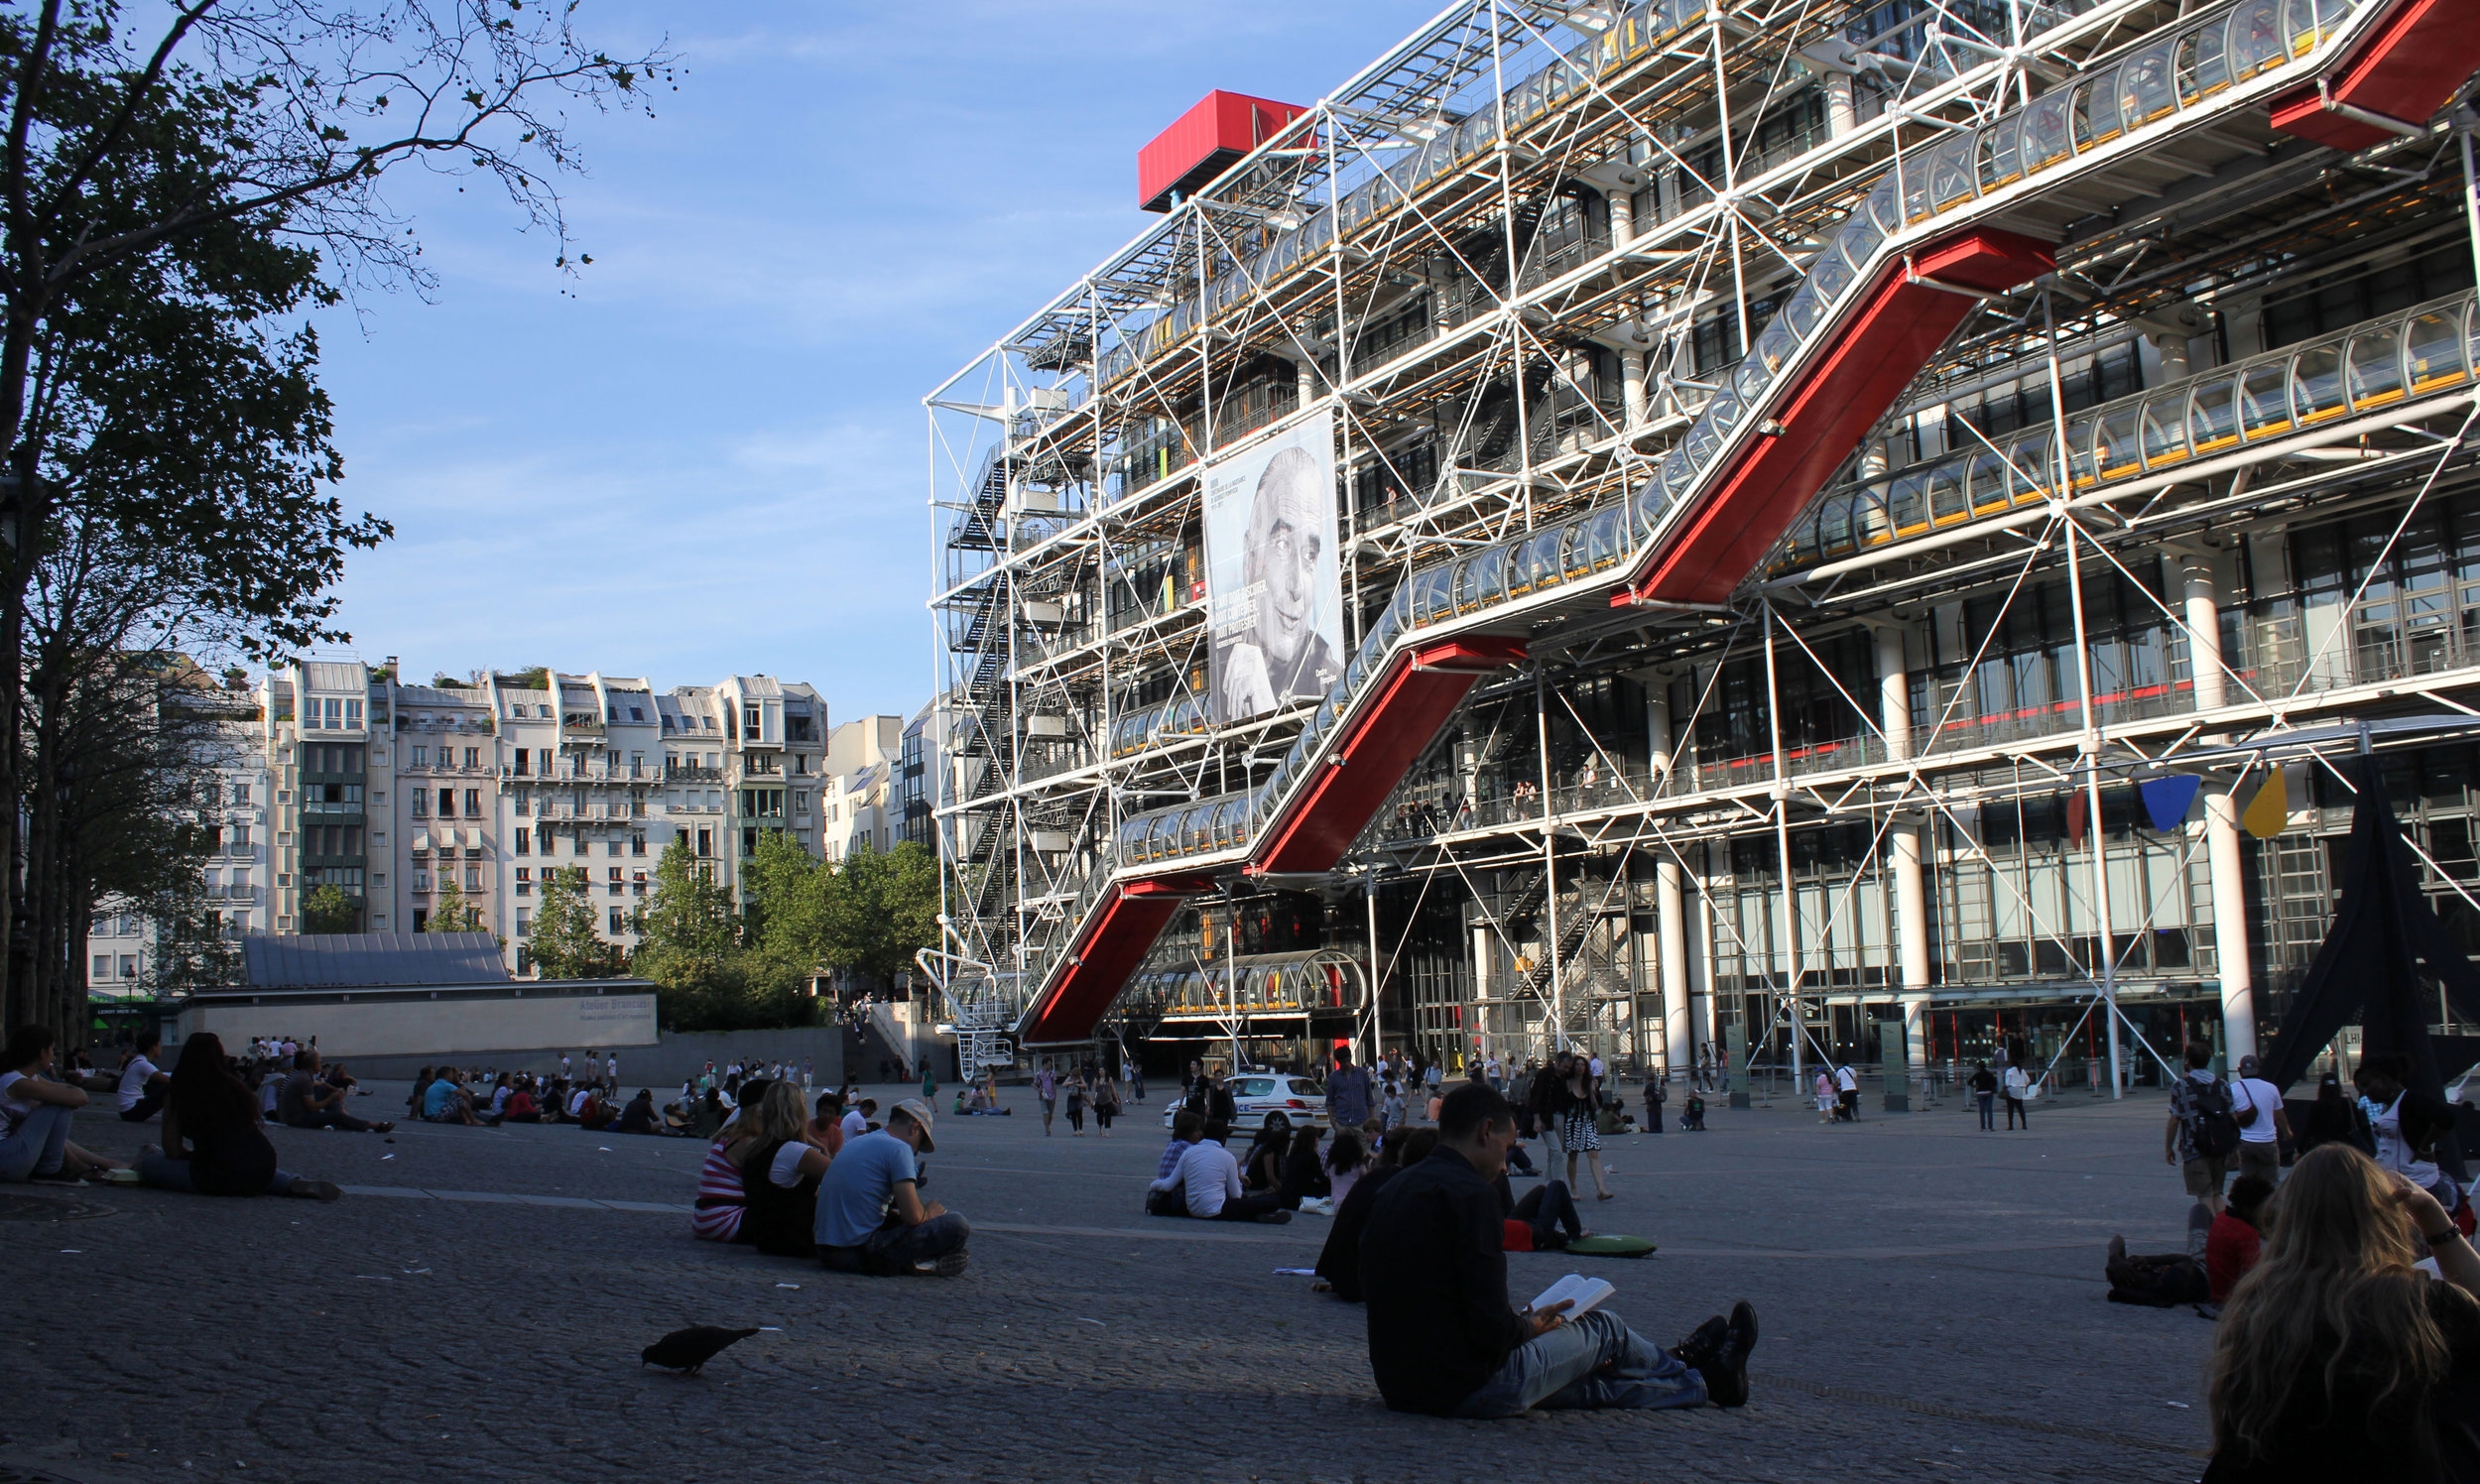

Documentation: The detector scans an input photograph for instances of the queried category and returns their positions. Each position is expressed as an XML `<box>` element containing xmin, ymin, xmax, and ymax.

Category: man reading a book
<box><xmin>1359</xmin><ymin>1081</ymin><xmax>1759</xmax><ymax>1418</ymax></box>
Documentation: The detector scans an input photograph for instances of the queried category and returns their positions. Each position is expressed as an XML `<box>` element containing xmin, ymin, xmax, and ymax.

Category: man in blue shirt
<box><xmin>814</xmin><ymin>1097</ymin><xmax>970</xmax><ymax>1277</ymax></box>
<box><xmin>1326</xmin><ymin>1049</ymin><xmax>1374</xmax><ymax>1130</ymax></box>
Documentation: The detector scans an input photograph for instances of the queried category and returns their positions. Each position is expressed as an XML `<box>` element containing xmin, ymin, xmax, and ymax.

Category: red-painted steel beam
<box><xmin>1624</xmin><ymin>227</ymin><xmax>2056</xmax><ymax>606</ymax></box>
<box><xmin>2271</xmin><ymin>0</ymin><xmax>2480</xmax><ymax>152</ymax></box>
<box><xmin>1018</xmin><ymin>875</ymin><xmax>1216</xmax><ymax>1046</ymax></box>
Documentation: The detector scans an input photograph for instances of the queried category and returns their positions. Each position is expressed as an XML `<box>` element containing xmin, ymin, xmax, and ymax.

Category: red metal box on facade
<box><xmin>1139</xmin><ymin>90</ymin><xmax>1307</xmax><ymax>212</ymax></box>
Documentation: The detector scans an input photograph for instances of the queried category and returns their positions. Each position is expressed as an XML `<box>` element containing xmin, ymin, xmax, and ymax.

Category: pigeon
<box><xmin>640</xmin><ymin>1325</ymin><xmax>760</xmax><ymax>1376</ymax></box>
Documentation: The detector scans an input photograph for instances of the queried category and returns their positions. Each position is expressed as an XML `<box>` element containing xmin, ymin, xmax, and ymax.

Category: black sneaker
<box><xmin>1254</xmin><ymin>1209</ymin><xmax>1294</xmax><ymax>1224</ymax></box>
<box><xmin>1705</xmin><ymin>1300</ymin><xmax>1759</xmax><ymax>1408</ymax></box>
<box><xmin>913</xmin><ymin>1250</ymin><xmax>969</xmax><ymax>1278</ymax></box>
<box><xmin>1672</xmin><ymin>1313</ymin><xmax>1727</xmax><ymax>1373</ymax></box>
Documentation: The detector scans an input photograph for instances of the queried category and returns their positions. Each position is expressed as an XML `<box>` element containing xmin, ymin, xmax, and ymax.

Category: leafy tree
<box><xmin>0</xmin><ymin>0</ymin><xmax>670</xmax><ymax>1035</ymax></box>
<box><xmin>427</xmin><ymin>876</ymin><xmax>487</xmax><ymax>934</ymax></box>
<box><xmin>529</xmin><ymin>865</ymin><xmax>623</xmax><ymax>980</ymax></box>
<box><xmin>824</xmin><ymin>841</ymin><xmax>942</xmax><ymax>992</ymax></box>
<box><xmin>301</xmin><ymin>884</ymin><xmax>359</xmax><ymax>934</ymax></box>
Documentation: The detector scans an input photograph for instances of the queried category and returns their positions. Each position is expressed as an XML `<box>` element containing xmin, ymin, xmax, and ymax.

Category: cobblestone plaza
<box><xmin>8</xmin><ymin>1086</ymin><xmax>2219</xmax><ymax>1483</ymax></box>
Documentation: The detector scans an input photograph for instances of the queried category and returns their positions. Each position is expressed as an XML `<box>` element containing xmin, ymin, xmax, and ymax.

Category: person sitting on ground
<box><xmin>2106</xmin><ymin>1196</ymin><xmax>2219</xmax><ymax>1306</ymax></box>
<box><xmin>502</xmin><ymin>1078</ymin><xmax>545</xmax><ymax>1125</ymax></box>
<box><xmin>136</xmin><ymin>1034</ymin><xmax>338</xmax><ymax>1201</ymax></box>
<box><xmin>485</xmin><ymin>1073</ymin><xmax>514</xmax><ymax>1120</ymax></box>
<box><xmin>116</xmin><ymin>1030</ymin><xmax>170</xmax><ymax>1123</ymax></box>
<box><xmin>806</xmin><ymin>1091</ymin><xmax>848</xmax><ymax>1155</ymax></box>
<box><xmin>1148</xmin><ymin>1119</ymin><xmax>1292</xmax><ymax>1224</ymax></box>
<box><xmin>841</xmin><ymin>1097</ymin><xmax>876</xmax><ymax>1142</ymax></box>
<box><xmin>813</xmin><ymin>1097</ymin><xmax>970</xmax><ymax>1277</ymax></box>
<box><xmin>280</xmin><ymin>1050</ymin><xmax>390</xmax><ymax>1133</ymax></box>
<box><xmin>1241</xmin><ymin>1112</ymin><xmax>1294</xmax><ymax>1193</ymax></box>
<box><xmin>2</xmin><ymin>1025</ymin><xmax>124</xmax><ymax>1184</ymax></box>
<box><xmin>2203</xmin><ymin>1175</ymin><xmax>2275</xmax><ymax>1312</ymax></box>
<box><xmin>724</xmin><ymin>1081</ymin><xmax>830</xmax><ymax>1257</ymax></box>
<box><xmin>691</xmin><ymin>1094</ymin><xmax>762</xmax><ymax>1246</ymax></box>
<box><xmin>1324</xmin><ymin>1128</ymin><xmax>1372</xmax><ymax>1207</ymax></box>
<box><xmin>615</xmin><ymin>1088</ymin><xmax>662</xmax><ymax>1136</ymax></box>
<box><xmin>1682</xmin><ymin>1090</ymin><xmax>1707</xmax><ymax>1131</ymax></box>
<box><xmin>1313</xmin><ymin>1129</ymin><xmax>1436</xmax><ymax>1299</ymax></box>
<box><xmin>407</xmin><ymin>1066</ymin><xmax>434</xmax><ymax>1122</ymax></box>
<box><xmin>1147</xmin><ymin>1112</ymin><xmax>1203</xmax><ymax>1214</ymax></box>
<box><xmin>422</xmin><ymin>1067</ymin><xmax>483</xmax><ymax>1126</ymax></box>
<box><xmin>2202</xmin><ymin>1143</ymin><xmax>2480</xmax><ymax>1480</ymax></box>
<box><xmin>572</xmin><ymin>1084</ymin><xmax>618</xmax><ymax>1132</ymax></box>
<box><xmin>1359</xmin><ymin>1082</ymin><xmax>1756</xmax><ymax>1417</ymax></box>
<box><xmin>1278</xmin><ymin>1124</ymin><xmax>1330</xmax><ymax>1210</ymax></box>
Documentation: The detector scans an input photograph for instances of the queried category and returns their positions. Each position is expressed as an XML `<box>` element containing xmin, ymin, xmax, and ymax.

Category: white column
<box><xmin>1649</xmin><ymin>681</ymin><xmax>1690</xmax><ymax>1081</ymax></box>
<box><xmin>2184</xmin><ymin>549</ymin><xmax>2256</xmax><ymax>1060</ymax></box>
<box><xmin>2153</xmin><ymin>330</ymin><xmax>2191</xmax><ymax>380</ymax></box>
<box><xmin>1295</xmin><ymin>355</ymin><xmax>1317</xmax><ymax>409</ymax></box>
<box><xmin>1879</xmin><ymin>624</ymin><xmax>1932</xmax><ymax>1079</ymax></box>
<box><xmin>1823</xmin><ymin>71</ymin><xmax>1857</xmax><ymax>139</ymax></box>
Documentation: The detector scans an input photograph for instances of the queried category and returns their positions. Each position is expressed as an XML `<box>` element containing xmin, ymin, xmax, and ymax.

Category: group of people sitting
<box><xmin>1</xmin><ymin>1024</ymin><xmax>342</xmax><ymax>1200</ymax></box>
<box><xmin>408</xmin><ymin>1065</ymin><xmax>675</xmax><ymax>1135</ymax></box>
<box><xmin>686</xmin><ymin>1079</ymin><xmax>969</xmax><ymax>1278</ymax></box>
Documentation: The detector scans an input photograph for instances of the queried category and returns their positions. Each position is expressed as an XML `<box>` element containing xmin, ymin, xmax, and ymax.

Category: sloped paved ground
<box><xmin>2</xmin><ymin>1082</ymin><xmax>2217</xmax><ymax>1483</ymax></box>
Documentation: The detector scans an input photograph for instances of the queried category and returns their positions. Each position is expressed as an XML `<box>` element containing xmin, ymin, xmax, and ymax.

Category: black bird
<box><xmin>641</xmin><ymin>1325</ymin><xmax>760</xmax><ymax>1375</ymax></box>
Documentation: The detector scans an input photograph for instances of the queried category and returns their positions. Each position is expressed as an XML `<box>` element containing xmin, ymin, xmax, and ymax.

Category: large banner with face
<box><xmin>1203</xmin><ymin>406</ymin><xmax>1343</xmax><ymax>726</ymax></box>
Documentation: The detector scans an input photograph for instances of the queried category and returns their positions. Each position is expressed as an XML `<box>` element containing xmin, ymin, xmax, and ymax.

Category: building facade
<box><xmin>926</xmin><ymin>0</ymin><xmax>2480</xmax><ymax>1088</ymax></box>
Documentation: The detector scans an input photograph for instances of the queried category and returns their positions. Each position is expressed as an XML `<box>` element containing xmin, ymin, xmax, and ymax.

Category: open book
<box><xmin>1527</xmin><ymin>1273</ymin><xmax>1615</xmax><ymax>1319</ymax></box>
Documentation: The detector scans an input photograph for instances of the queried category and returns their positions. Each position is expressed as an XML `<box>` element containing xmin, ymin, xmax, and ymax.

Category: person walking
<box><xmin>2227</xmin><ymin>1054</ymin><xmax>2292</xmax><ymax>1189</ymax></box>
<box><xmin>1064</xmin><ymin>1070</ymin><xmax>1089</xmax><ymax>1136</ymax></box>
<box><xmin>1813</xmin><ymin>1069</ymin><xmax>1836</xmax><ymax>1125</ymax></box>
<box><xmin>1834</xmin><ymin>1062</ymin><xmax>1860</xmax><ymax>1123</ymax></box>
<box><xmin>1971</xmin><ymin>1061</ymin><xmax>1997</xmax><ymax>1132</ymax></box>
<box><xmin>1643</xmin><ymin>1075</ymin><xmax>1665</xmax><ymax>1137</ymax></box>
<box><xmin>2169</xmin><ymin>1042</ymin><xmax>2239</xmax><ymax>1213</ymax></box>
<box><xmin>1035</xmin><ymin>1059</ymin><xmax>1059</xmax><ymax>1136</ymax></box>
<box><xmin>1092</xmin><ymin>1073</ymin><xmax>1120</xmax><ymax>1137</ymax></box>
<box><xmin>1562</xmin><ymin>1056</ymin><xmax>1613</xmax><ymax>1200</ymax></box>
<box><xmin>2002</xmin><ymin>1061</ymin><xmax>2032</xmax><ymax>1130</ymax></box>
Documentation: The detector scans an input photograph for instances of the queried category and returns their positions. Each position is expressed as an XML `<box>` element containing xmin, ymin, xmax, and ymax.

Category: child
<box><xmin>1381</xmin><ymin>1079</ymin><xmax>1406</xmax><ymax>1131</ymax></box>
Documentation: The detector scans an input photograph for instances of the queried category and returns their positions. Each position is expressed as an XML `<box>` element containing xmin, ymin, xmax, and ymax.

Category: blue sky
<box><xmin>311</xmin><ymin>1</ymin><xmax>1432</xmax><ymax>722</ymax></box>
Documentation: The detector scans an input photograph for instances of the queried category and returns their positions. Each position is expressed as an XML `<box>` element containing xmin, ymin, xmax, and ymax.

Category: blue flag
<box><xmin>2140</xmin><ymin>775</ymin><xmax>2201</xmax><ymax>832</ymax></box>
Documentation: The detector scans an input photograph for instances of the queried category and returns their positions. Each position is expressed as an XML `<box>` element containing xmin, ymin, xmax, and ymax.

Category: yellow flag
<box><xmin>2241</xmin><ymin>766</ymin><xmax>2289</xmax><ymax>840</ymax></box>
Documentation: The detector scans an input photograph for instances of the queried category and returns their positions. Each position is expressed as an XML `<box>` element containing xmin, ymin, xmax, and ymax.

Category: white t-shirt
<box><xmin>568</xmin><ymin>1088</ymin><xmax>592</xmax><ymax>1117</ymax></box>
<box><xmin>260</xmin><ymin>1077</ymin><xmax>282</xmax><ymax>1114</ymax></box>
<box><xmin>1588</xmin><ymin>1056</ymin><xmax>1606</xmax><ymax>1079</ymax></box>
<box><xmin>2231</xmin><ymin>1077</ymin><xmax>2283</xmax><ymax>1145</ymax></box>
<box><xmin>2003</xmin><ymin>1066</ymin><xmax>2031</xmax><ymax>1098</ymax></box>
<box><xmin>840</xmin><ymin>1108</ymin><xmax>867</xmax><ymax>1140</ymax></box>
<box><xmin>768</xmin><ymin>1141</ymin><xmax>811</xmax><ymax>1189</ymax></box>
<box><xmin>2376</xmin><ymin>1093</ymin><xmax>2439</xmax><ymax>1185</ymax></box>
<box><xmin>116</xmin><ymin>1054</ymin><xmax>160</xmax><ymax>1111</ymax></box>
<box><xmin>1834</xmin><ymin>1065</ymin><xmax>1857</xmax><ymax>1093</ymax></box>
<box><xmin>0</xmin><ymin>1069</ymin><xmax>39</xmax><ymax>1136</ymax></box>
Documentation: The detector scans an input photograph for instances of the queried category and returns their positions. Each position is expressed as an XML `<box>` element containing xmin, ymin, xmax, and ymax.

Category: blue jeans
<box><xmin>1977</xmin><ymin>1091</ymin><xmax>1995</xmax><ymax>1130</ymax></box>
<box><xmin>1455</xmin><ymin>1309</ymin><xmax>1709</xmax><ymax>1419</ymax></box>
<box><xmin>0</xmin><ymin>1104</ymin><xmax>74</xmax><ymax>1181</ymax></box>
<box><xmin>137</xmin><ymin>1147</ymin><xmax>298</xmax><ymax>1195</ymax></box>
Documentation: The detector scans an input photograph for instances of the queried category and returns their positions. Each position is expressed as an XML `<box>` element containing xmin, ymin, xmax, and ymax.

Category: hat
<box><xmin>889</xmin><ymin>1096</ymin><xmax>938</xmax><ymax>1152</ymax></box>
<box><xmin>2237</xmin><ymin>1054</ymin><xmax>2261</xmax><ymax>1077</ymax></box>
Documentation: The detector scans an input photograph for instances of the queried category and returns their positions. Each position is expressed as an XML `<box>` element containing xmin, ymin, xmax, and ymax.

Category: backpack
<box><xmin>2185</xmin><ymin>1076</ymin><xmax>2241</xmax><ymax>1159</ymax></box>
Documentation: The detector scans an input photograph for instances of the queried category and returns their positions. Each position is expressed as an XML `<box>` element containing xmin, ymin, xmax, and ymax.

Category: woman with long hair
<box><xmin>1276</xmin><ymin>1123</ymin><xmax>1328</xmax><ymax>1209</ymax></box>
<box><xmin>1091</xmin><ymin>1072</ymin><xmax>1120</xmax><ymax>1136</ymax></box>
<box><xmin>1324</xmin><ymin>1128</ymin><xmax>1371</xmax><ymax>1206</ymax></box>
<box><xmin>724</xmin><ymin>1080</ymin><xmax>829</xmax><ymax>1258</ymax></box>
<box><xmin>137</xmin><ymin>1035</ymin><xmax>336</xmax><ymax>1200</ymax></box>
<box><xmin>2203</xmin><ymin>1143</ymin><xmax>2480</xmax><ymax>1481</ymax></box>
<box><xmin>1562</xmin><ymin>1055</ymin><xmax>1613</xmax><ymax>1200</ymax></box>
<box><xmin>1241</xmin><ymin>1111</ymin><xmax>1292</xmax><ymax>1192</ymax></box>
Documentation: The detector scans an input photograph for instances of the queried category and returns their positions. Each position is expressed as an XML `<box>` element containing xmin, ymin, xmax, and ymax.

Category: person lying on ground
<box><xmin>814</xmin><ymin>1097</ymin><xmax>970</xmax><ymax>1277</ymax></box>
<box><xmin>116</xmin><ymin>1031</ymin><xmax>170</xmax><ymax>1123</ymax></box>
<box><xmin>2</xmin><ymin>1025</ymin><xmax>124</xmax><ymax>1183</ymax></box>
<box><xmin>1498</xmin><ymin>1174</ymin><xmax>1589</xmax><ymax>1253</ymax></box>
<box><xmin>1148</xmin><ymin>1119</ymin><xmax>1292</xmax><ymax>1224</ymax></box>
<box><xmin>2106</xmin><ymin>1197</ymin><xmax>2218</xmax><ymax>1306</ymax></box>
<box><xmin>136</xmin><ymin>1033</ymin><xmax>338</xmax><ymax>1201</ymax></box>
<box><xmin>280</xmin><ymin>1051</ymin><xmax>390</xmax><ymax>1133</ymax></box>
<box><xmin>1359</xmin><ymin>1081</ymin><xmax>1755</xmax><ymax>1417</ymax></box>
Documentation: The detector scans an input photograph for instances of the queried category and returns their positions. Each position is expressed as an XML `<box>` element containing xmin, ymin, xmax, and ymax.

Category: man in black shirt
<box><xmin>1359</xmin><ymin>1082</ymin><xmax>1758</xmax><ymax>1418</ymax></box>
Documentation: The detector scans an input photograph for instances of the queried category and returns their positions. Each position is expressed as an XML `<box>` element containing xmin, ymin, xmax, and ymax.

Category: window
<box><xmin>410</xmin><ymin>789</ymin><xmax>428</xmax><ymax>818</ymax></box>
<box><xmin>513</xmin><ymin>750</ymin><xmax>530</xmax><ymax>777</ymax></box>
<box><xmin>539</xmin><ymin>748</ymin><xmax>554</xmax><ymax>775</ymax></box>
<box><xmin>630</xmin><ymin>706</ymin><xmax>646</xmax><ymax>722</ymax></box>
<box><xmin>608</xmin><ymin>867</ymin><xmax>624</xmax><ymax>894</ymax></box>
<box><xmin>695</xmin><ymin>828</ymin><xmax>713</xmax><ymax>857</ymax></box>
<box><xmin>608</xmin><ymin>907</ymin><xmax>626</xmax><ymax>934</ymax></box>
<box><xmin>701</xmin><ymin>715</ymin><xmax>716</xmax><ymax>731</ymax></box>
<box><xmin>631</xmin><ymin>832</ymin><xmax>647</xmax><ymax>856</ymax></box>
<box><xmin>743</xmin><ymin>825</ymin><xmax>759</xmax><ymax>857</ymax></box>
<box><xmin>119</xmin><ymin>915</ymin><xmax>137</xmax><ymax>935</ymax></box>
<box><xmin>515</xmin><ymin>828</ymin><xmax>530</xmax><ymax>855</ymax></box>
<box><xmin>516</xmin><ymin>867</ymin><xmax>531</xmax><ymax>895</ymax></box>
<box><xmin>411</xmin><ymin>745</ymin><xmax>429</xmax><ymax>767</ymax></box>
<box><xmin>413</xmin><ymin>868</ymin><xmax>431</xmax><ymax>892</ymax></box>
<box><xmin>345</xmin><ymin>699</ymin><xmax>363</xmax><ymax>729</ymax></box>
<box><xmin>436</xmin><ymin>788</ymin><xmax>453</xmax><ymax>817</ymax></box>
<box><xmin>232</xmin><ymin>782</ymin><xmax>251</xmax><ymax>805</ymax></box>
<box><xmin>794</xmin><ymin>791</ymin><xmax>810</xmax><ymax>814</ymax></box>
<box><xmin>464</xmin><ymin>748</ymin><xmax>479</xmax><ymax>769</ymax></box>
<box><xmin>231</xmin><ymin>824</ymin><xmax>251</xmax><ymax>851</ymax></box>
<box><xmin>412</xmin><ymin>908</ymin><xmax>429</xmax><ymax>931</ymax></box>
<box><xmin>92</xmin><ymin>954</ymin><xmax>109</xmax><ymax>979</ymax></box>
<box><xmin>465</xmin><ymin>865</ymin><xmax>482</xmax><ymax>891</ymax></box>
<box><xmin>119</xmin><ymin>955</ymin><xmax>137</xmax><ymax>979</ymax></box>
<box><xmin>516</xmin><ymin>910</ymin><xmax>530</xmax><ymax>938</ymax></box>
<box><xmin>463</xmin><ymin>790</ymin><xmax>481</xmax><ymax>817</ymax></box>
<box><xmin>321</xmin><ymin>696</ymin><xmax>341</xmax><ymax>728</ymax></box>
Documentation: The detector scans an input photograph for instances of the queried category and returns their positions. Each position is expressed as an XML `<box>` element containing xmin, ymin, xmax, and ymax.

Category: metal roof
<box><xmin>243</xmin><ymin>933</ymin><xmax>511</xmax><ymax>988</ymax></box>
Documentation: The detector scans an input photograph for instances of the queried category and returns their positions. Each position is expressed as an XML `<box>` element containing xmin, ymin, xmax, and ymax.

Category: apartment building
<box><xmin>83</xmin><ymin>707</ymin><xmax>274</xmax><ymax>999</ymax></box>
<box><xmin>823</xmin><ymin>714</ymin><xmax>904</xmax><ymax>860</ymax></box>
<box><xmin>928</xmin><ymin>0</ymin><xmax>2480</xmax><ymax>1089</ymax></box>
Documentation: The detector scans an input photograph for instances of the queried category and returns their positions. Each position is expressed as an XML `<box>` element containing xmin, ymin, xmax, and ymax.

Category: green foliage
<box><xmin>301</xmin><ymin>885</ymin><xmax>360</xmax><ymax>934</ymax></box>
<box><xmin>528</xmin><ymin>866</ymin><xmax>625</xmax><ymax>979</ymax></box>
<box><xmin>427</xmin><ymin>876</ymin><xmax>489</xmax><ymax>935</ymax></box>
<box><xmin>627</xmin><ymin>835</ymin><xmax>943</xmax><ymax>1033</ymax></box>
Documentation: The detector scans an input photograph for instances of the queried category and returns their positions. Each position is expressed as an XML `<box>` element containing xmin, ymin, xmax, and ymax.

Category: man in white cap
<box><xmin>814</xmin><ymin>1096</ymin><xmax>970</xmax><ymax>1277</ymax></box>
